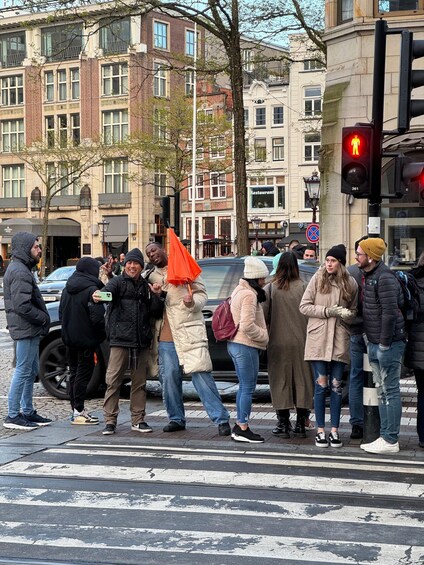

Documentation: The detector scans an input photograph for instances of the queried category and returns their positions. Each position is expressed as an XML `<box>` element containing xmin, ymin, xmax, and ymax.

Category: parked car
<box><xmin>37</xmin><ymin>256</ymin><xmax>321</xmax><ymax>400</ymax></box>
<box><xmin>38</xmin><ymin>266</ymin><xmax>76</xmax><ymax>302</ymax></box>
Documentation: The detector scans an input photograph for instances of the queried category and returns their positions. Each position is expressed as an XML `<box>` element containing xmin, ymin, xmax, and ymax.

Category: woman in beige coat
<box><xmin>299</xmin><ymin>244</ymin><xmax>358</xmax><ymax>449</ymax></box>
<box><xmin>228</xmin><ymin>256</ymin><xmax>269</xmax><ymax>444</ymax></box>
<box><xmin>263</xmin><ymin>251</ymin><xmax>313</xmax><ymax>439</ymax></box>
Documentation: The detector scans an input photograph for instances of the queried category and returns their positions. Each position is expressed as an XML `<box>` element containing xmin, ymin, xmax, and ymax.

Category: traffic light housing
<box><xmin>341</xmin><ymin>125</ymin><xmax>374</xmax><ymax>197</ymax></box>
<box><xmin>402</xmin><ymin>161</ymin><xmax>424</xmax><ymax>206</ymax></box>
<box><xmin>160</xmin><ymin>196</ymin><xmax>171</xmax><ymax>227</ymax></box>
<box><xmin>398</xmin><ymin>31</ymin><xmax>424</xmax><ymax>133</ymax></box>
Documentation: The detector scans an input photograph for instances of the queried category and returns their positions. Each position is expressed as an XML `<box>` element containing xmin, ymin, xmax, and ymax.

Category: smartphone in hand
<box><xmin>97</xmin><ymin>291</ymin><xmax>112</xmax><ymax>302</ymax></box>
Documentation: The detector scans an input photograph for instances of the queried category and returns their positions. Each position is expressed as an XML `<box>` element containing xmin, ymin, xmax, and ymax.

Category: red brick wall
<box><xmin>25</xmin><ymin>66</ymin><xmax>42</xmax><ymax>145</ymax></box>
<box><xmin>80</xmin><ymin>58</ymin><xmax>100</xmax><ymax>139</ymax></box>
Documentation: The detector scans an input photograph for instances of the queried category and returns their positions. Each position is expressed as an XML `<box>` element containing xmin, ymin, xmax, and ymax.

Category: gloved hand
<box><xmin>325</xmin><ymin>305</ymin><xmax>343</xmax><ymax>318</ymax></box>
<box><xmin>339</xmin><ymin>307</ymin><xmax>355</xmax><ymax>321</ymax></box>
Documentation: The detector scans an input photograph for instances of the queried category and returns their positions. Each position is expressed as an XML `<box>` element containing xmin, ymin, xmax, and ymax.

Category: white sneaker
<box><xmin>360</xmin><ymin>437</ymin><xmax>399</xmax><ymax>454</ymax></box>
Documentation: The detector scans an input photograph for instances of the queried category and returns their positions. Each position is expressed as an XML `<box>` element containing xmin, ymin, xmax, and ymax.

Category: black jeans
<box><xmin>68</xmin><ymin>347</ymin><xmax>95</xmax><ymax>413</ymax></box>
<box><xmin>414</xmin><ymin>368</ymin><xmax>424</xmax><ymax>444</ymax></box>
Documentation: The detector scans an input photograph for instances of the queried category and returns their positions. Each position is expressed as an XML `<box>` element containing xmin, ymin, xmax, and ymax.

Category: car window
<box><xmin>44</xmin><ymin>267</ymin><xmax>75</xmax><ymax>281</ymax></box>
<box><xmin>200</xmin><ymin>264</ymin><xmax>237</xmax><ymax>300</ymax></box>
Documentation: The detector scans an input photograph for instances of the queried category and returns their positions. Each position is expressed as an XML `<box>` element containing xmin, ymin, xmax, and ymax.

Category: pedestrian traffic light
<box><xmin>341</xmin><ymin>125</ymin><xmax>374</xmax><ymax>197</ymax></box>
<box><xmin>402</xmin><ymin>161</ymin><xmax>424</xmax><ymax>205</ymax></box>
<box><xmin>160</xmin><ymin>196</ymin><xmax>171</xmax><ymax>227</ymax></box>
<box><xmin>398</xmin><ymin>31</ymin><xmax>424</xmax><ymax>133</ymax></box>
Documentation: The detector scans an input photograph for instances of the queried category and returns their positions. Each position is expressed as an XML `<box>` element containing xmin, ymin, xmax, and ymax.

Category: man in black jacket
<box><xmin>93</xmin><ymin>248</ymin><xmax>164</xmax><ymax>435</ymax></box>
<box><xmin>3</xmin><ymin>232</ymin><xmax>51</xmax><ymax>430</ymax></box>
<box><xmin>60</xmin><ymin>257</ymin><xmax>106</xmax><ymax>425</ymax></box>
<box><xmin>356</xmin><ymin>237</ymin><xmax>406</xmax><ymax>454</ymax></box>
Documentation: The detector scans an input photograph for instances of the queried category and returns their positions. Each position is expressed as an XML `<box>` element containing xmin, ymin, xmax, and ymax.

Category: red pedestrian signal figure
<box><xmin>351</xmin><ymin>134</ymin><xmax>361</xmax><ymax>156</ymax></box>
<box><xmin>341</xmin><ymin>125</ymin><xmax>373</xmax><ymax>197</ymax></box>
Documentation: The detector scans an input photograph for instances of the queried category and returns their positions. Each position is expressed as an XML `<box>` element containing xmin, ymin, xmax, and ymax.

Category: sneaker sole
<box><xmin>362</xmin><ymin>446</ymin><xmax>399</xmax><ymax>454</ymax></box>
<box><xmin>72</xmin><ymin>421</ymin><xmax>100</xmax><ymax>425</ymax></box>
<box><xmin>3</xmin><ymin>423</ymin><xmax>37</xmax><ymax>431</ymax></box>
<box><xmin>131</xmin><ymin>427</ymin><xmax>153</xmax><ymax>433</ymax></box>
<box><xmin>231</xmin><ymin>433</ymin><xmax>264</xmax><ymax>443</ymax></box>
<box><xmin>315</xmin><ymin>441</ymin><xmax>329</xmax><ymax>448</ymax></box>
<box><xmin>330</xmin><ymin>442</ymin><xmax>343</xmax><ymax>448</ymax></box>
<box><xmin>32</xmin><ymin>422</ymin><xmax>52</xmax><ymax>427</ymax></box>
<box><xmin>102</xmin><ymin>430</ymin><xmax>116</xmax><ymax>435</ymax></box>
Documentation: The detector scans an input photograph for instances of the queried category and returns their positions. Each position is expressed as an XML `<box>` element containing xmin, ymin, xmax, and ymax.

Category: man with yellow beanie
<box><xmin>355</xmin><ymin>237</ymin><xmax>406</xmax><ymax>454</ymax></box>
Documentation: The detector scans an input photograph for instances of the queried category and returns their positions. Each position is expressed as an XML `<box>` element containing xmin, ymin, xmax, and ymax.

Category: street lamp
<box><xmin>303</xmin><ymin>170</ymin><xmax>320</xmax><ymax>224</ymax></box>
<box><xmin>250</xmin><ymin>215</ymin><xmax>262</xmax><ymax>253</ymax></box>
<box><xmin>98</xmin><ymin>219</ymin><xmax>110</xmax><ymax>256</ymax></box>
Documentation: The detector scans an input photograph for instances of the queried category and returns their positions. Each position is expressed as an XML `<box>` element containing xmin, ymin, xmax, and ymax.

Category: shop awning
<box><xmin>0</xmin><ymin>218</ymin><xmax>81</xmax><ymax>242</ymax></box>
<box><xmin>104</xmin><ymin>215</ymin><xmax>128</xmax><ymax>243</ymax></box>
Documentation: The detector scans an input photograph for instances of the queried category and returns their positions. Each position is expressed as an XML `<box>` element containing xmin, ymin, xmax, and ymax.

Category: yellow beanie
<box><xmin>360</xmin><ymin>238</ymin><xmax>386</xmax><ymax>261</ymax></box>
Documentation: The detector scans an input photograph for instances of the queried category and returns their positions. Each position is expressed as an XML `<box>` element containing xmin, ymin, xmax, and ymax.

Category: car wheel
<box><xmin>39</xmin><ymin>337</ymin><xmax>105</xmax><ymax>400</ymax></box>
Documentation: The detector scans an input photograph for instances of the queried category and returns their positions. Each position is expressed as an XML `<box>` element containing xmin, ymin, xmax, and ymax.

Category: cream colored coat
<box><xmin>229</xmin><ymin>279</ymin><xmax>268</xmax><ymax>350</ymax></box>
<box><xmin>299</xmin><ymin>267</ymin><xmax>358</xmax><ymax>364</ymax></box>
<box><xmin>149</xmin><ymin>265</ymin><xmax>212</xmax><ymax>374</ymax></box>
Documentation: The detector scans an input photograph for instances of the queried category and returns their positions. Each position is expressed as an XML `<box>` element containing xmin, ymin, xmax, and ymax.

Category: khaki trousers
<box><xmin>103</xmin><ymin>347</ymin><xmax>149</xmax><ymax>426</ymax></box>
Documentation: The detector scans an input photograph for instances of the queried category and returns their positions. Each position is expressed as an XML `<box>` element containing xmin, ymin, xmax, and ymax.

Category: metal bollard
<box><xmin>362</xmin><ymin>352</ymin><xmax>380</xmax><ymax>444</ymax></box>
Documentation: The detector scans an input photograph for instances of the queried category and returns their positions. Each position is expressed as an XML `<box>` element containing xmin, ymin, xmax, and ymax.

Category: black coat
<box><xmin>362</xmin><ymin>261</ymin><xmax>406</xmax><ymax>346</ymax></box>
<box><xmin>3</xmin><ymin>232</ymin><xmax>50</xmax><ymax>340</ymax></box>
<box><xmin>103</xmin><ymin>272</ymin><xmax>164</xmax><ymax>348</ymax></box>
<box><xmin>405</xmin><ymin>266</ymin><xmax>424</xmax><ymax>370</ymax></box>
<box><xmin>59</xmin><ymin>270</ymin><xmax>106</xmax><ymax>349</ymax></box>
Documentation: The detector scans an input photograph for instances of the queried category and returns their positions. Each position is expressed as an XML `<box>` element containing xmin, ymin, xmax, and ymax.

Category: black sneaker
<box><xmin>131</xmin><ymin>422</ymin><xmax>153</xmax><ymax>433</ymax></box>
<box><xmin>315</xmin><ymin>431</ymin><xmax>329</xmax><ymax>448</ymax></box>
<box><xmin>24</xmin><ymin>411</ymin><xmax>52</xmax><ymax>427</ymax></box>
<box><xmin>163</xmin><ymin>421</ymin><xmax>185</xmax><ymax>432</ymax></box>
<box><xmin>218</xmin><ymin>422</ymin><xmax>231</xmax><ymax>436</ymax></box>
<box><xmin>3</xmin><ymin>414</ymin><xmax>38</xmax><ymax>431</ymax></box>
<box><xmin>329</xmin><ymin>431</ymin><xmax>343</xmax><ymax>448</ymax></box>
<box><xmin>102</xmin><ymin>424</ymin><xmax>116</xmax><ymax>435</ymax></box>
<box><xmin>231</xmin><ymin>424</ymin><xmax>264</xmax><ymax>443</ymax></box>
<box><xmin>350</xmin><ymin>425</ymin><xmax>363</xmax><ymax>439</ymax></box>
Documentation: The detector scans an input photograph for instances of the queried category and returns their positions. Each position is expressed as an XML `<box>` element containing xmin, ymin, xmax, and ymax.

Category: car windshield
<box><xmin>43</xmin><ymin>267</ymin><xmax>75</xmax><ymax>282</ymax></box>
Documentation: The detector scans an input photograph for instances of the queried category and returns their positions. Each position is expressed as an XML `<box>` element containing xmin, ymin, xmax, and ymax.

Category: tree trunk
<box><xmin>40</xmin><ymin>196</ymin><xmax>51</xmax><ymax>280</ymax></box>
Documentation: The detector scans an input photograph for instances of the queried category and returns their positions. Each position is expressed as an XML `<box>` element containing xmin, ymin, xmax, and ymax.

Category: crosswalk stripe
<box><xmin>1</xmin><ymin>460</ymin><xmax>423</xmax><ymax>498</ymax></box>
<box><xmin>43</xmin><ymin>446</ymin><xmax>424</xmax><ymax>476</ymax></box>
<box><xmin>0</xmin><ymin>486</ymin><xmax>422</xmax><ymax>529</ymax></box>
<box><xmin>0</xmin><ymin>521</ymin><xmax>422</xmax><ymax>564</ymax></box>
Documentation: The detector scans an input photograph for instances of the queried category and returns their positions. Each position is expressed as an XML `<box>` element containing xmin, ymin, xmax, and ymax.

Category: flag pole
<box><xmin>190</xmin><ymin>22</ymin><xmax>197</xmax><ymax>259</ymax></box>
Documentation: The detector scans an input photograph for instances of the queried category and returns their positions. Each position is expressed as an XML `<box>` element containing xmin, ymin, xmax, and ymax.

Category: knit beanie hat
<box><xmin>124</xmin><ymin>248</ymin><xmax>144</xmax><ymax>267</ymax></box>
<box><xmin>244</xmin><ymin>256</ymin><xmax>269</xmax><ymax>279</ymax></box>
<box><xmin>270</xmin><ymin>252</ymin><xmax>283</xmax><ymax>276</ymax></box>
<box><xmin>326</xmin><ymin>244</ymin><xmax>347</xmax><ymax>266</ymax></box>
<box><xmin>360</xmin><ymin>237</ymin><xmax>386</xmax><ymax>261</ymax></box>
<box><xmin>76</xmin><ymin>257</ymin><xmax>101</xmax><ymax>278</ymax></box>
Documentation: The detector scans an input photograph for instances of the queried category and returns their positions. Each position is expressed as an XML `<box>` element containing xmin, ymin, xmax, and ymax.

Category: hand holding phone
<box><xmin>96</xmin><ymin>291</ymin><xmax>112</xmax><ymax>302</ymax></box>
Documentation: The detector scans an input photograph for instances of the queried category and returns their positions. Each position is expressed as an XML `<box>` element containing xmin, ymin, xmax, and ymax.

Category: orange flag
<box><xmin>167</xmin><ymin>228</ymin><xmax>201</xmax><ymax>289</ymax></box>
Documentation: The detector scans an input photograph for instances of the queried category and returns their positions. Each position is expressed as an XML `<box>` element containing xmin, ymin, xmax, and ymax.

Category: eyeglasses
<box><xmin>355</xmin><ymin>253</ymin><xmax>367</xmax><ymax>257</ymax></box>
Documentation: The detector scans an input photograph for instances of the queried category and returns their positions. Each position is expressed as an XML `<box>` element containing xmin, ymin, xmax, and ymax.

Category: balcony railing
<box><xmin>43</xmin><ymin>44</ymin><xmax>82</xmax><ymax>62</ymax></box>
<box><xmin>1</xmin><ymin>52</ymin><xmax>26</xmax><ymax>68</ymax></box>
<box><xmin>100</xmin><ymin>40</ymin><xmax>129</xmax><ymax>55</ymax></box>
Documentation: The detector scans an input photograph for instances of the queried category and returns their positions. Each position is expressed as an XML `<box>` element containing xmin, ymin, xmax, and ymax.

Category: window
<box><xmin>210</xmin><ymin>172</ymin><xmax>226</xmax><ymax>198</ymax></box>
<box><xmin>244</xmin><ymin>108</ymin><xmax>249</xmax><ymax>127</ymax></box>
<box><xmin>254</xmin><ymin>138</ymin><xmax>267</xmax><ymax>162</ymax></box>
<box><xmin>188</xmin><ymin>173</ymin><xmax>204</xmax><ymax>200</ymax></box>
<box><xmin>242</xmin><ymin>49</ymin><xmax>253</xmax><ymax>72</ymax></box>
<box><xmin>304</xmin><ymin>133</ymin><xmax>321</xmax><ymax>162</ymax></box>
<box><xmin>46</xmin><ymin>116</ymin><xmax>55</xmax><ymax>148</ymax></box>
<box><xmin>2</xmin><ymin>119</ymin><xmax>24</xmax><ymax>152</ymax></box>
<box><xmin>185</xmin><ymin>29</ymin><xmax>196</xmax><ymax>56</ymax></box>
<box><xmin>70</xmin><ymin>68</ymin><xmax>79</xmax><ymax>99</ymax></box>
<box><xmin>338</xmin><ymin>0</ymin><xmax>353</xmax><ymax>22</ymax></box>
<box><xmin>71</xmin><ymin>114</ymin><xmax>80</xmax><ymax>145</ymax></box>
<box><xmin>304</xmin><ymin>59</ymin><xmax>325</xmax><ymax>71</ymax></box>
<box><xmin>102</xmin><ymin>63</ymin><xmax>128</xmax><ymax>96</ymax></box>
<box><xmin>58</xmin><ymin>115</ymin><xmax>68</xmax><ymax>147</ymax></box>
<box><xmin>1</xmin><ymin>75</ymin><xmax>23</xmax><ymax>106</ymax></box>
<box><xmin>41</xmin><ymin>23</ymin><xmax>83</xmax><ymax>61</ymax></box>
<box><xmin>0</xmin><ymin>32</ymin><xmax>25</xmax><ymax>68</ymax></box>
<box><xmin>56</xmin><ymin>162</ymin><xmax>79</xmax><ymax>195</ymax></box>
<box><xmin>44</xmin><ymin>68</ymin><xmax>80</xmax><ymax>102</ymax></box>
<box><xmin>273</xmin><ymin>106</ymin><xmax>284</xmax><ymax>126</ymax></box>
<box><xmin>154</xmin><ymin>21</ymin><xmax>168</xmax><ymax>50</ymax></box>
<box><xmin>45</xmin><ymin>114</ymin><xmax>80</xmax><ymax>148</ymax></box>
<box><xmin>154</xmin><ymin>157</ymin><xmax>167</xmax><ymax>196</ymax></box>
<box><xmin>58</xmin><ymin>69</ymin><xmax>67</xmax><ymax>101</ymax></box>
<box><xmin>2</xmin><ymin>164</ymin><xmax>24</xmax><ymax>197</ymax></box>
<box><xmin>45</xmin><ymin>71</ymin><xmax>54</xmax><ymax>101</ymax></box>
<box><xmin>153</xmin><ymin>62</ymin><xmax>167</xmax><ymax>97</ymax></box>
<box><xmin>304</xmin><ymin>87</ymin><xmax>322</xmax><ymax>116</ymax></box>
<box><xmin>272</xmin><ymin>137</ymin><xmax>284</xmax><ymax>161</ymax></box>
<box><xmin>277</xmin><ymin>185</ymin><xmax>285</xmax><ymax>208</ymax></box>
<box><xmin>153</xmin><ymin>108</ymin><xmax>166</xmax><ymax>141</ymax></box>
<box><xmin>185</xmin><ymin>69</ymin><xmax>195</xmax><ymax>95</ymax></box>
<box><xmin>250</xmin><ymin>182</ymin><xmax>275</xmax><ymax>209</ymax></box>
<box><xmin>104</xmin><ymin>159</ymin><xmax>128</xmax><ymax>193</ymax></box>
<box><xmin>210</xmin><ymin>136</ymin><xmax>225</xmax><ymax>159</ymax></box>
<box><xmin>103</xmin><ymin>110</ymin><xmax>128</xmax><ymax>144</ymax></box>
<box><xmin>198</xmin><ymin>108</ymin><xmax>213</xmax><ymax>123</ymax></box>
<box><xmin>99</xmin><ymin>18</ymin><xmax>130</xmax><ymax>54</ymax></box>
<box><xmin>377</xmin><ymin>0</ymin><xmax>418</xmax><ymax>11</ymax></box>
<box><xmin>255</xmin><ymin>107</ymin><xmax>266</xmax><ymax>127</ymax></box>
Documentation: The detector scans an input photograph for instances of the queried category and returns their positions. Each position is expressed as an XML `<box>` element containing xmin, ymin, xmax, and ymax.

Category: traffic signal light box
<box><xmin>341</xmin><ymin>125</ymin><xmax>374</xmax><ymax>197</ymax></box>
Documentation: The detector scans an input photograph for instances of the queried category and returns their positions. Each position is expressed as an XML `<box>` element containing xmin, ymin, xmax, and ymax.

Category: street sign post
<box><xmin>306</xmin><ymin>223</ymin><xmax>320</xmax><ymax>244</ymax></box>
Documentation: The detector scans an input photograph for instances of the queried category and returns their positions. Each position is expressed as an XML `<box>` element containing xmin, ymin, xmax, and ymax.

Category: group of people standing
<box><xmin>2</xmin><ymin>231</ymin><xmax>422</xmax><ymax>454</ymax></box>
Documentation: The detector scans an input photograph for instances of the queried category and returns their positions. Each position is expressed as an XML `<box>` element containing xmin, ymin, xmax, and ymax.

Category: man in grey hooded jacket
<box><xmin>3</xmin><ymin>232</ymin><xmax>52</xmax><ymax>430</ymax></box>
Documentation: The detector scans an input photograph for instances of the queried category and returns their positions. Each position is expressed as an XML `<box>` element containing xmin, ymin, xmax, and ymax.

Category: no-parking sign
<box><xmin>306</xmin><ymin>223</ymin><xmax>319</xmax><ymax>244</ymax></box>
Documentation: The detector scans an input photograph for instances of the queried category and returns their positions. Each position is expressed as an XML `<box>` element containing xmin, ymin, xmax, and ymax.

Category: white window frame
<box><xmin>102</xmin><ymin>109</ymin><xmax>128</xmax><ymax>144</ymax></box>
<box><xmin>188</xmin><ymin>173</ymin><xmax>204</xmax><ymax>200</ymax></box>
<box><xmin>255</xmin><ymin>107</ymin><xmax>266</xmax><ymax>127</ymax></box>
<box><xmin>242</xmin><ymin>49</ymin><xmax>253</xmax><ymax>72</ymax></box>
<box><xmin>272</xmin><ymin>137</ymin><xmax>284</xmax><ymax>161</ymax></box>
<box><xmin>254</xmin><ymin>138</ymin><xmax>267</xmax><ymax>162</ymax></box>
<box><xmin>104</xmin><ymin>159</ymin><xmax>128</xmax><ymax>193</ymax></box>
<box><xmin>45</xmin><ymin>71</ymin><xmax>54</xmax><ymax>102</ymax></box>
<box><xmin>210</xmin><ymin>172</ymin><xmax>226</xmax><ymax>199</ymax></box>
<box><xmin>154</xmin><ymin>157</ymin><xmax>167</xmax><ymax>196</ymax></box>
<box><xmin>153</xmin><ymin>62</ymin><xmax>167</xmax><ymax>97</ymax></box>
<box><xmin>102</xmin><ymin>63</ymin><xmax>128</xmax><ymax>96</ymax></box>
<box><xmin>153</xmin><ymin>21</ymin><xmax>169</xmax><ymax>50</ymax></box>
<box><xmin>2</xmin><ymin>118</ymin><xmax>24</xmax><ymax>152</ymax></box>
<box><xmin>1</xmin><ymin>74</ymin><xmax>23</xmax><ymax>106</ymax></box>
<box><xmin>57</xmin><ymin>69</ymin><xmax>67</xmax><ymax>101</ymax></box>
<box><xmin>185</xmin><ymin>69</ymin><xmax>194</xmax><ymax>95</ymax></box>
<box><xmin>70</xmin><ymin>68</ymin><xmax>80</xmax><ymax>99</ymax></box>
<box><xmin>153</xmin><ymin>108</ymin><xmax>166</xmax><ymax>141</ymax></box>
<box><xmin>304</xmin><ymin>86</ymin><xmax>322</xmax><ymax>117</ymax></box>
<box><xmin>272</xmin><ymin>106</ymin><xmax>284</xmax><ymax>126</ymax></box>
<box><xmin>304</xmin><ymin>133</ymin><xmax>321</xmax><ymax>162</ymax></box>
<box><xmin>2</xmin><ymin>164</ymin><xmax>24</xmax><ymax>197</ymax></box>
<box><xmin>185</xmin><ymin>29</ymin><xmax>196</xmax><ymax>57</ymax></box>
<box><xmin>210</xmin><ymin>136</ymin><xmax>225</xmax><ymax>159</ymax></box>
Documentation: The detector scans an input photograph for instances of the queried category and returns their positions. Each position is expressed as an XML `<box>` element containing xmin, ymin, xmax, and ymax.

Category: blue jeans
<box><xmin>158</xmin><ymin>341</ymin><xmax>229</xmax><ymax>426</ymax></box>
<box><xmin>349</xmin><ymin>334</ymin><xmax>367</xmax><ymax>427</ymax></box>
<box><xmin>311</xmin><ymin>360</ymin><xmax>345</xmax><ymax>429</ymax></box>
<box><xmin>367</xmin><ymin>340</ymin><xmax>406</xmax><ymax>444</ymax></box>
<box><xmin>8</xmin><ymin>337</ymin><xmax>40</xmax><ymax>418</ymax></box>
<box><xmin>227</xmin><ymin>341</ymin><xmax>259</xmax><ymax>425</ymax></box>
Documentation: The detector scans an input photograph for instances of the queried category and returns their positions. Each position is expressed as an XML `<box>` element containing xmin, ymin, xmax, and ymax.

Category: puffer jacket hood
<box><xmin>66</xmin><ymin>270</ymin><xmax>102</xmax><ymax>295</ymax></box>
<box><xmin>11</xmin><ymin>231</ymin><xmax>39</xmax><ymax>269</ymax></box>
